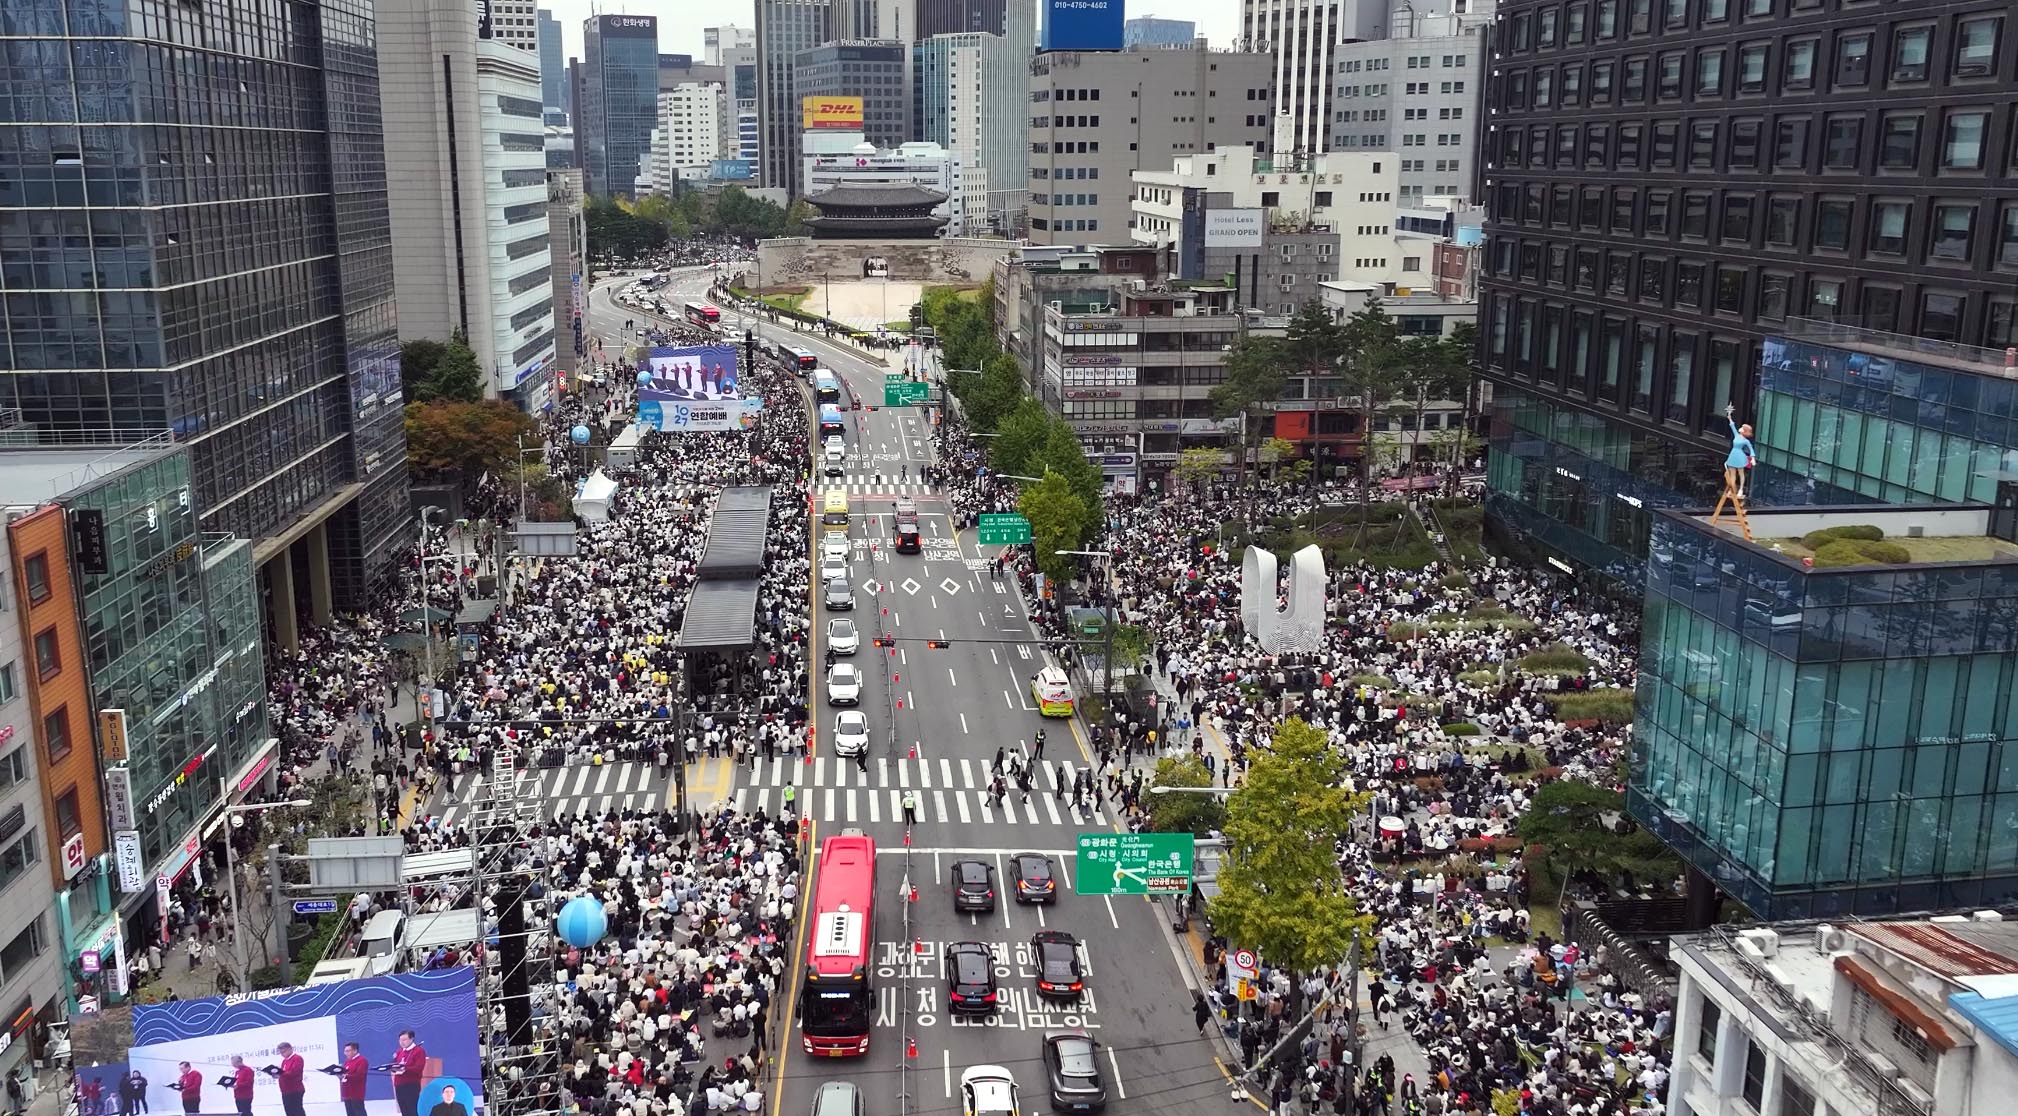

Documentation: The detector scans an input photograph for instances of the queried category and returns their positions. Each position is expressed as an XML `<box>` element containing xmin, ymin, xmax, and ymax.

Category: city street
<box><xmin>590</xmin><ymin>269</ymin><xmax>1246</xmax><ymax>1116</ymax></box>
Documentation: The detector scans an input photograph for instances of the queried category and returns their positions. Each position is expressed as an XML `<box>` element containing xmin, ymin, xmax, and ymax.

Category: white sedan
<box><xmin>827</xmin><ymin>617</ymin><xmax>860</xmax><ymax>655</ymax></box>
<box><xmin>819</xmin><ymin>556</ymin><xmax>848</xmax><ymax>585</ymax></box>
<box><xmin>833</xmin><ymin>710</ymin><xmax>871</xmax><ymax>756</ymax></box>
<box><xmin>961</xmin><ymin>1066</ymin><xmax>1021</xmax><ymax>1116</ymax></box>
<box><xmin>827</xmin><ymin>663</ymin><xmax>863</xmax><ymax>706</ymax></box>
<box><xmin>822</xmin><ymin>536</ymin><xmax>851</xmax><ymax>565</ymax></box>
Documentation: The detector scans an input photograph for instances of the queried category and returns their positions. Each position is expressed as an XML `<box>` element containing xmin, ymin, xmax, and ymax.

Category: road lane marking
<box><xmin>1102</xmin><ymin>895</ymin><xmax>1119</xmax><ymax>929</ymax></box>
<box><xmin>948</xmin><ymin>667</ymin><xmax>958</xmax><ymax>687</ymax></box>
<box><xmin>934</xmin><ymin>790</ymin><xmax>948</xmax><ymax>823</ymax></box>
<box><xmin>956</xmin><ymin>793</ymin><xmax>971</xmax><ymax>824</ymax></box>
<box><xmin>845</xmin><ymin>788</ymin><xmax>857</xmax><ymax>822</ymax></box>
<box><xmin>959</xmin><ymin>712</ymin><xmax>969</xmax><ymax>734</ymax></box>
<box><xmin>917</xmin><ymin>756</ymin><xmax>930</xmax><ymax>788</ymax></box>
<box><xmin>1107</xmin><ymin>1049</ymin><xmax>1126</xmax><ymax>1098</ymax></box>
<box><xmin>869</xmin><ymin>788</ymin><xmax>880</xmax><ymax>823</ymax></box>
<box><xmin>996</xmin><ymin>852</ymin><xmax>1011</xmax><ymax>931</ymax></box>
<box><xmin>941</xmin><ymin>758</ymin><xmax>954</xmax><ymax>786</ymax></box>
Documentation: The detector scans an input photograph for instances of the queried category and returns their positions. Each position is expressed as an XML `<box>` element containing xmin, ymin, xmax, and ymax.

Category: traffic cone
<box><xmin>909</xmin><ymin>881</ymin><xmax>919</xmax><ymax>903</ymax></box>
<box><xmin>908</xmin><ymin>743</ymin><xmax>916</xmax><ymax>759</ymax></box>
<box><xmin>906</xmin><ymin>1035</ymin><xmax>918</xmax><ymax>1059</ymax></box>
<box><xmin>913</xmin><ymin>937</ymin><xmax>926</xmax><ymax>956</ymax></box>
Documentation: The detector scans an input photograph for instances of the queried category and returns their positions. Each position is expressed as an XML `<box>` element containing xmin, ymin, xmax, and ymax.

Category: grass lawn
<box><xmin>1759</xmin><ymin>534</ymin><xmax>2018</xmax><ymax>562</ymax></box>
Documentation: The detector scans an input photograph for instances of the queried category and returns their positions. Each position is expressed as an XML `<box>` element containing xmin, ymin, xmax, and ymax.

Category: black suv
<box><xmin>1009</xmin><ymin>852</ymin><xmax>1057</xmax><ymax>903</ymax></box>
<box><xmin>946</xmin><ymin>941</ymin><xmax>999</xmax><ymax>1014</ymax></box>
<box><xmin>951</xmin><ymin>859</ymin><xmax>995</xmax><ymax>912</ymax></box>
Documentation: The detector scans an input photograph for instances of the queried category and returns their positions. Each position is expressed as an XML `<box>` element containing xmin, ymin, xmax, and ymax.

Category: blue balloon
<box><xmin>637</xmin><ymin>370</ymin><xmax>654</xmax><ymax>387</ymax></box>
<box><xmin>570</xmin><ymin>425</ymin><xmax>591</xmax><ymax>445</ymax></box>
<box><xmin>556</xmin><ymin>895</ymin><xmax>608</xmax><ymax>948</ymax></box>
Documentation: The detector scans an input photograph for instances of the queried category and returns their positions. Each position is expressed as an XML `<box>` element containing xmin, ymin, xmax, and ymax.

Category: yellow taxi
<box><xmin>1030</xmin><ymin>667</ymin><xmax>1075</xmax><ymax>717</ymax></box>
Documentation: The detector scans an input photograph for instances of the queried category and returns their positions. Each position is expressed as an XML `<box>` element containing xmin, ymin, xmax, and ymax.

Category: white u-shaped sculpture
<box><xmin>1240</xmin><ymin>544</ymin><xmax>1327</xmax><ymax>653</ymax></box>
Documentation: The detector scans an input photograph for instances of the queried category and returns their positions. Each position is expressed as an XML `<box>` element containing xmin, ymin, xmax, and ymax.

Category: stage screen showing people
<box><xmin>128</xmin><ymin>970</ymin><xmax>480</xmax><ymax>1116</ymax></box>
<box><xmin>637</xmin><ymin>345</ymin><xmax>764</xmax><ymax>433</ymax></box>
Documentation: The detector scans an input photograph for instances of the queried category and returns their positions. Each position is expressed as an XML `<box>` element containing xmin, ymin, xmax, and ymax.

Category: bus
<box><xmin>818</xmin><ymin>404</ymin><xmax>846</xmax><ymax>439</ymax></box>
<box><xmin>893</xmin><ymin>498</ymin><xmax>920</xmax><ymax>554</ymax></box>
<box><xmin>780</xmin><ymin>345</ymin><xmax>819</xmax><ymax>374</ymax></box>
<box><xmin>683</xmin><ymin>303</ymin><xmax>721</xmax><ymax>328</ymax></box>
<box><xmin>813</xmin><ymin>370</ymin><xmax>842</xmax><ymax>406</ymax></box>
<box><xmin>821</xmin><ymin>489</ymin><xmax>851</xmax><ymax>532</ymax></box>
<box><xmin>801</xmin><ymin>830</ymin><xmax>877</xmax><ymax>1056</ymax></box>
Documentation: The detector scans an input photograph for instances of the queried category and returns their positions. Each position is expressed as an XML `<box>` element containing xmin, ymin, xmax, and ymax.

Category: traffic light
<box><xmin>925</xmin><ymin>639</ymin><xmax>951</xmax><ymax>649</ymax></box>
<box><xmin>871</xmin><ymin>637</ymin><xmax>887</xmax><ymax>648</ymax></box>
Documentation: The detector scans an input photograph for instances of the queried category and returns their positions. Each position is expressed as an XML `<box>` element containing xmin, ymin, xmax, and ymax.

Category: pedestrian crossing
<box><xmin>821</xmin><ymin>476</ymin><xmax>934</xmax><ymax>497</ymax></box>
<box><xmin>729</xmin><ymin>755</ymin><xmax>1123</xmax><ymax>829</ymax></box>
<box><xmin>429</xmin><ymin>762</ymin><xmax>666</xmax><ymax>825</ymax></box>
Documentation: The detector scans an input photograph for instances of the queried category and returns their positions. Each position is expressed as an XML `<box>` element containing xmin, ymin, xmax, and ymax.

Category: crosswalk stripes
<box><xmin>830</xmin><ymin>478</ymin><xmax>933</xmax><ymax>497</ymax></box>
<box><xmin>432</xmin><ymin>762</ymin><xmax>665</xmax><ymax>825</ymax></box>
<box><xmin>727</xmin><ymin>755</ymin><xmax>1115</xmax><ymax>828</ymax></box>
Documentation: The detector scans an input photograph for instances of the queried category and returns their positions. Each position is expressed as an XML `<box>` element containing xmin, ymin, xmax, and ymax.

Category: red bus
<box><xmin>801</xmin><ymin>830</ymin><xmax>877</xmax><ymax>1056</ymax></box>
<box><xmin>683</xmin><ymin>302</ymin><xmax>721</xmax><ymax>328</ymax></box>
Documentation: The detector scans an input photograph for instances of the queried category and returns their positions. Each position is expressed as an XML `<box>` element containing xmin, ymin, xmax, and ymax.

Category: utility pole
<box><xmin>268</xmin><ymin>842</ymin><xmax>291</xmax><ymax>986</ymax></box>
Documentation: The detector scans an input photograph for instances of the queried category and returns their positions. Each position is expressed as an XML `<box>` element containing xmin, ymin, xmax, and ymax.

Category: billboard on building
<box><xmin>129</xmin><ymin>970</ymin><xmax>481</xmax><ymax>1116</ymax></box>
<box><xmin>638</xmin><ymin>345</ymin><xmax>764</xmax><ymax>432</ymax></box>
<box><xmin>1203</xmin><ymin>209</ymin><xmax>1265</xmax><ymax>247</ymax></box>
<box><xmin>1040</xmin><ymin>0</ymin><xmax>1125</xmax><ymax>51</ymax></box>
<box><xmin>710</xmin><ymin>159</ymin><xmax>754</xmax><ymax>180</ymax></box>
<box><xmin>801</xmin><ymin>96</ymin><xmax>864</xmax><ymax>130</ymax></box>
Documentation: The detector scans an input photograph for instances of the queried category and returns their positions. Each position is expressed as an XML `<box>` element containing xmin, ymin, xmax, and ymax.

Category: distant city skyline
<box><xmin>540</xmin><ymin>0</ymin><xmax>1236</xmax><ymax>68</ymax></box>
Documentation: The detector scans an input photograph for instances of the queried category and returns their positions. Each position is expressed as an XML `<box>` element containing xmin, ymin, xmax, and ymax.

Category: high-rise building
<box><xmin>1477</xmin><ymin>0</ymin><xmax>2018</xmax><ymax>589</ymax></box>
<box><xmin>796</xmin><ymin>41</ymin><xmax>912</xmax><ymax>152</ymax></box>
<box><xmin>1329</xmin><ymin>3</ymin><xmax>1492</xmax><ymax>202</ymax></box>
<box><xmin>706</xmin><ymin>25</ymin><xmax>757</xmax><ymax>65</ymax></box>
<box><xmin>547</xmin><ymin>168</ymin><xmax>588</xmax><ymax>379</ymax></box>
<box><xmin>756</xmin><ymin>0</ymin><xmax>835</xmax><ymax>192</ymax></box>
<box><xmin>639</xmin><ymin>84</ymin><xmax>732</xmax><ymax>194</ymax></box>
<box><xmin>835</xmin><ymin>0</ymin><xmax>919</xmax><ymax>39</ymax></box>
<box><xmin>725</xmin><ymin>45</ymin><xmax>762</xmax><ymax>163</ymax></box>
<box><xmin>918</xmin><ymin>31</ymin><xmax>1030</xmax><ymax>234</ymax></box>
<box><xmin>918</xmin><ymin>0</ymin><xmax>1008</xmax><ymax>38</ymax></box>
<box><xmin>1241</xmin><ymin>0</ymin><xmax>1393</xmax><ymax>156</ymax></box>
<box><xmin>1025</xmin><ymin>46</ymin><xmax>1276</xmax><ymax>244</ymax></box>
<box><xmin>1123</xmin><ymin>15</ymin><xmax>1198</xmax><ymax>47</ymax></box>
<box><xmin>486</xmin><ymin>0</ymin><xmax>540</xmax><ymax>52</ymax></box>
<box><xmin>382</xmin><ymin>0</ymin><xmax>558</xmax><ymax>410</ymax></box>
<box><xmin>0</xmin><ymin>0</ymin><xmax>410</xmax><ymax>620</ymax></box>
<box><xmin>581</xmin><ymin>14</ymin><xmax>661</xmax><ymax>198</ymax></box>
<box><xmin>658</xmin><ymin>53</ymin><xmax>728</xmax><ymax>91</ymax></box>
<box><xmin>538</xmin><ymin>9</ymin><xmax>568</xmax><ymax>124</ymax></box>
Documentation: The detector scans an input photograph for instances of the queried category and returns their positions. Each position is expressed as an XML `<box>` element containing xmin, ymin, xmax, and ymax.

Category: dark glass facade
<box><xmin>1757</xmin><ymin>329</ymin><xmax>2018</xmax><ymax>507</ymax></box>
<box><xmin>0</xmin><ymin>0</ymin><xmax>410</xmax><ymax>606</ymax></box>
<box><xmin>794</xmin><ymin>41</ymin><xmax>911</xmax><ymax>151</ymax></box>
<box><xmin>1632</xmin><ymin>507</ymin><xmax>2018</xmax><ymax>919</ymax></box>
<box><xmin>580</xmin><ymin>14</ymin><xmax>660</xmax><ymax>197</ymax></box>
<box><xmin>1477</xmin><ymin>0</ymin><xmax>2018</xmax><ymax>578</ymax></box>
<box><xmin>756</xmin><ymin>0</ymin><xmax>834</xmax><ymax>193</ymax></box>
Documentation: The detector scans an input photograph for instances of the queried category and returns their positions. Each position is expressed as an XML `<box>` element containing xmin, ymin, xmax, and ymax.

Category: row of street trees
<box><xmin>399</xmin><ymin>334</ymin><xmax>538</xmax><ymax>488</ymax></box>
<box><xmin>923</xmin><ymin>283</ymin><xmax>1108</xmax><ymax>589</ymax></box>
<box><xmin>1209</xmin><ymin>296</ymin><xmax>1478</xmax><ymax>514</ymax></box>
<box><xmin>586</xmin><ymin>188</ymin><xmax>814</xmax><ymax>259</ymax></box>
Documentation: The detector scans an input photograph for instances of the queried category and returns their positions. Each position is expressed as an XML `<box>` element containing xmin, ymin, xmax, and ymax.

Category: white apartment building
<box><xmin>917</xmin><ymin>30</ymin><xmax>1027</xmax><ymax>236</ymax></box>
<box><xmin>1329</xmin><ymin>2</ymin><xmax>1492</xmax><ymax>202</ymax></box>
<box><xmin>1130</xmin><ymin>145</ymin><xmax>1415</xmax><ymax>309</ymax></box>
<box><xmin>705</xmin><ymin>24</ymin><xmax>756</xmax><ymax>65</ymax></box>
<box><xmin>381</xmin><ymin>0</ymin><xmax>558</xmax><ymax>407</ymax></box>
<box><xmin>487</xmin><ymin>0</ymin><xmax>539</xmax><ymax>52</ymax></box>
<box><xmin>638</xmin><ymin>82</ymin><xmax>730</xmax><ymax>194</ymax></box>
<box><xmin>805</xmin><ymin>140</ymin><xmax>964</xmax><ymax>234</ymax></box>
<box><xmin>1240</xmin><ymin>0</ymin><xmax>1386</xmax><ymax>156</ymax></box>
<box><xmin>1670</xmin><ymin>917</ymin><xmax>2018</xmax><ymax>1116</ymax></box>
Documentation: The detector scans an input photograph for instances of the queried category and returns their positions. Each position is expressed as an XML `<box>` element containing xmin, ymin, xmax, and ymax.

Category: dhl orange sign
<box><xmin>802</xmin><ymin>95</ymin><xmax>864</xmax><ymax>130</ymax></box>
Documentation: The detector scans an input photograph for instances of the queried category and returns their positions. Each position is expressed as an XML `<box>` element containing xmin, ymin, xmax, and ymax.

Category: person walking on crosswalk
<box><xmin>901</xmin><ymin>790</ymin><xmax>918</xmax><ymax>826</ymax></box>
<box><xmin>1055</xmin><ymin>762</ymin><xmax>1069</xmax><ymax>802</ymax></box>
<box><xmin>783</xmin><ymin>783</ymin><xmax>797</xmax><ymax>816</ymax></box>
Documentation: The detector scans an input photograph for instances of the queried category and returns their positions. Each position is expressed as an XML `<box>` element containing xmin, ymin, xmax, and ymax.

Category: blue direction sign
<box><xmin>292</xmin><ymin>899</ymin><xmax>339</xmax><ymax>915</ymax></box>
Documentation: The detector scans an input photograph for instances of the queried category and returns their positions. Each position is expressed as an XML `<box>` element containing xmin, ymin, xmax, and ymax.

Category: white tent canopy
<box><xmin>576</xmin><ymin>470</ymin><xmax>620</xmax><ymax>523</ymax></box>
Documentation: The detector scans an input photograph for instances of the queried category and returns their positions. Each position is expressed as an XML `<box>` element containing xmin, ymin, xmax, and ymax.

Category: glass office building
<box><xmin>580</xmin><ymin>14</ymin><xmax>661</xmax><ymax>198</ymax></box>
<box><xmin>1632</xmin><ymin>504</ymin><xmax>2018</xmax><ymax>919</ymax></box>
<box><xmin>1755</xmin><ymin>323</ymin><xmax>2018</xmax><ymax>509</ymax></box>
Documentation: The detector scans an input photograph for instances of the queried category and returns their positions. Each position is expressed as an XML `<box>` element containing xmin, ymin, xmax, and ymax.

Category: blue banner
<box><xmin>1041</xmin><ymin>0</ymin><xmax>1124</xmax><ymax>50</ymax></box>
<box><xmin>638</xmin><ymin>345</ymin><xmax>765</xmax><ymax>432</ymax></box>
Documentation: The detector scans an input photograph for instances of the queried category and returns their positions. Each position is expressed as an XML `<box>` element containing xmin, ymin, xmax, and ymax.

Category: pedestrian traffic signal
<box><xmin>871</xmin><ymin>637</ymin><xmax>887</xmax><ymax>647</ymax></box>
<box><xmin>925</xmin><ymin>639</ymin><xmax>951</xmax><ymax>649</ymax></box>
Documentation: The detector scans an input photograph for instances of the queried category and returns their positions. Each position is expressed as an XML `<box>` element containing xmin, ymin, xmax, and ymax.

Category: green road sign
<box><xmin>883</xmin><ymin>373</ymin><xmax>929</xmax><ymax>406</ymax></box>
<box><xmin>976</xmin><ymin>513</ymin><xmax>1032</xmax><ymax>546</ymax></box>
<box><xmin>1074</xmin><ymin>832</ymin><xmax>1194</xmax><ymax>895</ymax></box>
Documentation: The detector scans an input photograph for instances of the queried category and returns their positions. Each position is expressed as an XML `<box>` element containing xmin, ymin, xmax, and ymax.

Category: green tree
<box><xmin>1516</xmin><ymin>779</ymin><xmax>1679</xmax><ymax>896</ymax></box>
<box><xmin>1143</xmin><ymin>755</ymin><xmax>1225</xmax><ymax>836</ymax></box>
<box><xmin>1209</xmin><ymin>718</ymin><xmax>1372</xmax><ymax>973</ymax></box>
<box><xmin>1441</xmin><ymin>321</ymin><xmax>1482</xmax><ymax>494</ymax></box>
<box><xmin>404</xmin><ymin>400</ymin><xmax>537</xmax><ymax>482</ymax></box>
<box><xmin>1019</xmin><ymin>469</ymin><xmax>1095</xmax><ymax>588</ymax></box>
<box><xmin>585</xmin><ymin>196</ymin><xmax>668</xmax><ymax>259</ymax></box>
<box><xmin>422</xmin><ymin>332</ymin><xmax>486</xmax><ymax>403</ymax></box>
<box><xmin>1209</xmin><ymin>334</ymin><xmax>1287</xmax><ymax>484</ymax></box>
<box><xmin>1334</xmin><ymin>295</ymin><xmax>1409</xmax><ymax>521</ymax></box>
<box><xmin>989</xmin><ymin>395</ymin><xmax>1053</xmax><ymax>478</ymax></box>
<box><xmin>1035</xmin><ymin>418</ymin><xmax>1104</xmax><ymax>525</ymax></box>
<box><xmin>966</xmin><ymin>350</ymin><xmax>1025</xmax><ymax>432</ymax></box>
<box><xmin>1174</xmin><ymin>447</ymin><xmax>1225</xmax><ymax>498</ymax></box>
<box><xmin>1258</xmin><ymin>436</ymin><xmax>1297</xmax><ymax>480</ymax></box>
<box><xmin>400</xmin><ymin>339</ymin><xmax>446</xmax><ymax>399</ymax></box>
<box><xmin>1396</xmin><ymin>333</ymin><xmax>1471</xmax><ymax>477</ymax></box>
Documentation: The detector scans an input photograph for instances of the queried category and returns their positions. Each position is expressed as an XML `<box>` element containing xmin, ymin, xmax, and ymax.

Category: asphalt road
<box><xmin>575</xmin><ymin>267</ymin><xmax>1243</xmax><ymax>1116</ymax></box>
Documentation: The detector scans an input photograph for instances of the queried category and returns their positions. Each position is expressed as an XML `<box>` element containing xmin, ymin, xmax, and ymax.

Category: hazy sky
<box><xmin>540</xmin><ymin>0</ymin><xmax>1239</xmax><ymax>65</ymax></box>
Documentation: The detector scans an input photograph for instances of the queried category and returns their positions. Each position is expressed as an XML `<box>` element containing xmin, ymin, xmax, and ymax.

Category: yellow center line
<box><xmin>767</xmin><ymin>818</ymin><xmax>818</xmax><ymax>1116</ymax></box>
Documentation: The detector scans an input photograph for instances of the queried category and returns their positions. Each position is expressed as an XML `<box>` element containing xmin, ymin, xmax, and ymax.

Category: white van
<box><xmin>306</xmin><ymin>957</ymin><xmax>373</xmax><ymax>986</ymax></box>
<box><xmin>357</xmin><ymin>910</ymin><xmax>405</xmax><ymax>975</ymax></box>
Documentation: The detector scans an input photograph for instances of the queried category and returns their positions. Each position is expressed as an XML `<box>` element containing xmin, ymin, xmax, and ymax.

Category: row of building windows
<box><xmin>1503</xmin><ymin>0</ymin><xmax>1979</xmax><ymax>59</ymax></box>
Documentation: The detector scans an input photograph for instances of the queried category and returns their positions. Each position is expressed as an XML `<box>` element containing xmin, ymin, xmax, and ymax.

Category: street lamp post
<box><xmin>219</xmin><ymin>787</ymin><xmax>314</xmax><ymax>992</ymax></box>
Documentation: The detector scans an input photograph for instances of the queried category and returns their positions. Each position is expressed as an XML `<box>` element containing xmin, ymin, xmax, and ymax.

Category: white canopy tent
<box><xmin>576</xmin><ymin>470</ymin><xmax>620</xmax><ymax>523</ymax></box>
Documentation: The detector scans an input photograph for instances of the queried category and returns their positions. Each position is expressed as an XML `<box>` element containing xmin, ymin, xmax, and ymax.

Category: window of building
<box><xmin>0</xmin><ymin>662</ymin><xmax>13</xmax><ymax>704</ymax></box>
<box><xmin>1760</xmin><ymin>273</ymin><xmax>1791</xmax><ymax>320</ymax></box>
<box><xmin>0</xmin><ymin>831</ymin><xmax>37</xmax><ymax>894</ymax></box>
<box><xmin>1697</xmin><ymin>49</ymin><xmax>1725</xmax><ymax>96</ymax></box>
<box><xmin>1955</xmin><ymin>16</ymin><xmax>2001</xmax><ymax>77</ymax></box>
<box><xmin>53</xmin><ymin>789</ymin><xmax>79</xmax><ymax>841</ymax></box>
<box><xmin>1705</xmin><ymin>338</ymin><xmax>1739</xmax><ymax>431</ymax></box>
<box><xmin>1730</xmin><ymin>119</ymin><xmax>1761</xmax><ymax>169</ymax></box>
<box><xmin>1723</xmin><ymin>196</ymin><xmax>1754</xmax><ymax>243</ymax></box>
<box><xmin>1617</xmin><ymin>122</ymin><xmax>1643</xmax><ymax>167</ymax></box>
<box><xmin>1548</xmin><ymin>245</ymin><xmax>1570</xmax><ymax>285</ymax></box>
<box><xmin>1823</xmin><ymin>115</ymin><xmax>1863</xmax><ymax>169</ymax></box>
<box><xmin>1808</xmin><ymin>277</ymin><xmax>1843</xmax><ymax>319</ymax></box>
<box><xmin>1815</xmin><ymin>198</ymin><xmax>1853</xmax><ymax>249</ymax></box>
<box><xmin>1657</xmin><ymin>52</ymin><xmax>1684</xmax><ymax>98</ymax></box>
<box><xmin>32</xmin><ymin>628</ymin><xmax>59</xmax><ymax>681</ymax></box>
<box><xmin>22</xmin><ymin>552</ymin><xmax>49</xmax><ymax>603</ymax></box>
<box><xmin>1640</xmin><ymin>257</ymin><xmax>1666</xmax><ymax>301</ymax></box>
<box><xmin>1932</xmin><ymin>203</ymin><xmax>1976</xmax><ymax>262</ymax></box>
<box><xmin>1835</xmin><ymin>32</ymin><xmax>1872</xmax><ymax>87</ymax></box>
<box><xmin>44</xmin><ymin>706</ymin><xmax>70</xmax><ymax>764</ymax></box>
<box><xmin>1651</xmin><ymin>121</ymin><xmax>1678</xmax><ymax>166</ymax></box>
<box><xmin>1667</xmin><ymin>334</ymin><xmax>1695</xmax><ymax>422</ymax></box>
<box><xmin>1774</xmin><ymin>119</ymin><xmax>1808</xmax><ymax>168</ymax></box>
<box><xmin>1880</xmin><ymin>114</ymin><xmax>1922</xmax><ymax>170</ymax></box>
<box><xmin>1612</xmin><ymin>187</ymin><xmax>1636</xmax><ymax>232</ymax></box>
<box><xmin>2000</xmin><ymin>204</ymin><xmax>2018</xmax><ymax>268</ymax></box>
<box><xmin>1784</xmin><ymin>39</ymin><xmax>1817</xmax><ymax>89</ymax></box>
<box><xmin>0</xmin><ymin>920</ymin><xmax>43</xmax><ymax>984</ymax></box>
<box><xmin>1673</xmin><ymin>261</ymin><xmax>1700</xmax><ymax>306</ymax></box>
<box><xmin>1689</xmin><ymin>121</ymin><xmax>1718</xmax><ymax>168</ymax></box>
<box><xmin>1778</xmin><ymin>1076</ymin><xmax>1816</xmax><ymax>1116</ymax></box>
<box><xmin>1871</xmin><ymin>200</ymin><xmax>1910</xmax><ymax>254</ymax></box>
<box><xmin>1765</xmin><ymin>197</ymin><xmax>1800</xmax><ymax>246</ymax></box>
<box><xmin>1942</xmin><ymin>110</ymin><xmax>1989</xmax><ymax>170</ymax></box>
<box><xmin>1646</xmin><ymin>190</ymin><xmax>1672</xmax><ymax>235</ymax></box>
<box><xmin>1923</xmin><ymin>291</ymin><xmax>1965</xmax><ymax>341</ymax></box>
<box><xmin>1681</xmin><ymin>192</ymin><xmax>1710</xmax><ymax>238</ymax></box>
<box><xmin>1623</xmin><ymin>56</ymin><xmax>1647</xmax><ymax>101</ymax></box>
<box><xmin>1597</xmin><ymin>0</ymin><xmax>1618</xmax><ymax>38</ymax></box>
<box><xmin>1715</xmin><ymin>266</ymin><xmax>1745</xmax><ymax>313</ymax></box>
<box><xmin>1891</xmin><ymin>25</ymin><xmax>1933</xmax><ymax>83</ymax></box>
<box><xmin>1742</xmin><ymin>1039</ymin><xmax>1769</xmax><ymax>1110</ymax></box>
<box><xmin>1994</xmin><ymin>300</ymin><xmax>2018</xmax><ymax>348</ymax></box>
<box><xmin>1737</xmin><ymin>43</ymin><xmax>1769</xmax><ymax>92</ymax></box>
<box><xmin>1696</xmin><ymin>998</ymin><xmax>1723</xmax><ymax>1069</ymax></box>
